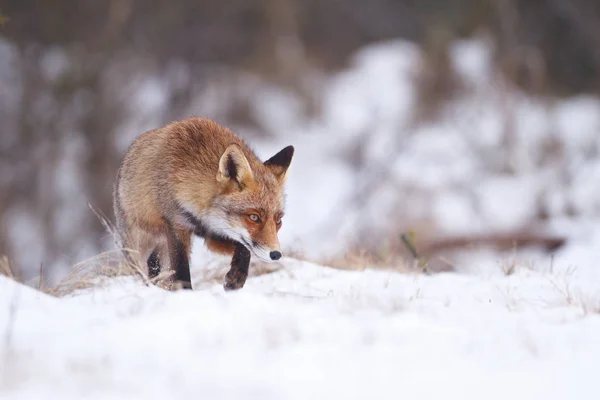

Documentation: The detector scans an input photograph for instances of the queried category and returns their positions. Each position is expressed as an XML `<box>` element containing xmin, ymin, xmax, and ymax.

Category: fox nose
<box><xmin>269</xmin><ymin>251</ymin><xmax>282</xmax><ymax>261</ymax></box>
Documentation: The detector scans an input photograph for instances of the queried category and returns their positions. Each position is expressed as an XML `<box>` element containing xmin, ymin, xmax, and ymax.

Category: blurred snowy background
<box><xmin>1</xmin><ymin>0</ymin><xmax>600</xmax><ymax>283</ymax></box>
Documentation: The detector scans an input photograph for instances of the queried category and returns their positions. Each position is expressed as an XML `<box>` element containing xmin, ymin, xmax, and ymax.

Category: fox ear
<box><xmin>264</xmin><ymin>145</ymin><xmax>294</xmax><ymax>179</ymax></box>
<box><xmin>217</xmin><ymin>144</ymin><xmax>254</xmax><ymax>187</ymax></box>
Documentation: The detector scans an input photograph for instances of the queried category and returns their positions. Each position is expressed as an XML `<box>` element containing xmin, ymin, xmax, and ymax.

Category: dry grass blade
<box><xmin>401</xmin><ymin>233</ymin><xmax>429</xmax><ymax>273</ymax></box>
<box><xmin>0</xmin><ymin>256</ymin><xmax>17</xmax><ymax>280</ymax></box>
<box><xmin>46</xmin><ymin>248</ymin><xmax>149</xmax><ymax>297</ymax></box>
<box><xmin>88</xmin><ymin>203</ymin><xmax>123</xmax><ymax>249</ymax></box>
<box><xmin>38</xmin><ymin>263</ymin><xmax>44</xmax><ymax>290</ymax></box>
<box><xmin>322</xmin><ymin>249</ymin><xmax>412</xmax><ymax>272</ymax></box>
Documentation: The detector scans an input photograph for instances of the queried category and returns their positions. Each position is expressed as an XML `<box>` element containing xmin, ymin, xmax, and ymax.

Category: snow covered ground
<box><xmin>2</xmin><ymin>256</ymin><xmax>600</xmax><ymax>400</ymax></box>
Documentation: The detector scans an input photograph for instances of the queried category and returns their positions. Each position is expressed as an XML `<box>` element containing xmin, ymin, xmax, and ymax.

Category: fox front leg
<box><xmin>165</xmin><ymin>226</ymin><xmax>193</xmax><ymax>290</ymax></box>
<box><xmin>224</xmin><ymin>242</ymin><xmax>251</xmax><ymax>291</ymax></box>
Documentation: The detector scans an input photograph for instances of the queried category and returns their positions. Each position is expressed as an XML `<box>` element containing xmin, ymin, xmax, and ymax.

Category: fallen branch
<box><xmin>422</xmin><ymin>233</ymin><xmax>566</xmax><ymax>254</ymax></box>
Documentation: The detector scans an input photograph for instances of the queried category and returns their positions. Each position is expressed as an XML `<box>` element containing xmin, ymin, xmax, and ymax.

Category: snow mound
<box><xmin>1</xmin><ymin>259</ymin><xmax>599</xmax><ymax>399</ymax></box>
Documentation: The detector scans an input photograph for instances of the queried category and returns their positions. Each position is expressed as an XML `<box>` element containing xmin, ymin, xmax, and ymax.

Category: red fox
<box><xmin>113</xmin><ymin>117</ymin><xmax>294</xmax><ymax>290</ymax></box>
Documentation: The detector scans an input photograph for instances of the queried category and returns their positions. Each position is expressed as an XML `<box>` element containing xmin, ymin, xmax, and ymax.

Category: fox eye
<box><xmin>276</xmin><ymin>218</ymin><xmax>282</xmax><ymax>226</ymax></box>
<box><xmin>248</xmin><ymin>213</ymin><xmax>261</xmax><ymax>223</ymax></box>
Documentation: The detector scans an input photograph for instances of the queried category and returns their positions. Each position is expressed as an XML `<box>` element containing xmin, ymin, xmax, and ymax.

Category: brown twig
<box><xmin>38</xmin><ymin>262</ymin><xmax>44</xmax><ymax>290</ymax></box>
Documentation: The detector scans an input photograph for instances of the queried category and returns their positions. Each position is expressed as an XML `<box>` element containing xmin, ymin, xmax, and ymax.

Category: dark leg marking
<box><xmin>172</xmin><ymin>237</ymin><xmax>192</xmax><ymax>289</ymax></box>
<box><xmin>147</xmin><ymin>251</ymin><xmax>161</xmax><ymax>280</ymax></box>
<box><xmin>164</xmin><ymin>230</ymin><xmax>191</xmax><ymax>290</ymax></box>
<box><xmin>224</xmin><ymin>242</ymin><xmax>251</xmax><ymax>291</ymax></box>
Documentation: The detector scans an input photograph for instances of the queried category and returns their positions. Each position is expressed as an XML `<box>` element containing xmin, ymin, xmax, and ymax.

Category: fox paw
<box><xmin>223</xmin><ymin>271</ymin><xmax>247</xmax><ymax>291</ymax></box>
<box><xmin>172</xmin><ymin>280</ymin><xmax>193</xmax><ymax>290</ymax></box>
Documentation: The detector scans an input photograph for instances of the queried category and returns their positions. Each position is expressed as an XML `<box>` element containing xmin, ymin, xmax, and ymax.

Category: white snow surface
<box><xmin>2</xmin><ymin>258</ymin><xmax>600</xmax><ymax>400</ymax></box>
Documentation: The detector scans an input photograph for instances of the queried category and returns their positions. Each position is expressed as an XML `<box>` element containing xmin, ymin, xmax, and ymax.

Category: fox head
<box><xmin>205</xmin><ymin>144</ymin><xmax>294</xmax><ymax>262</ymax></box>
